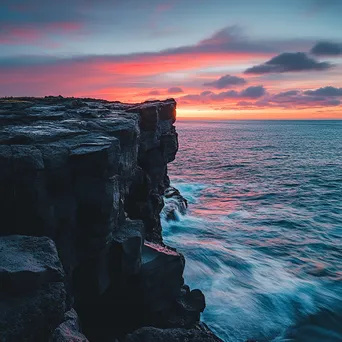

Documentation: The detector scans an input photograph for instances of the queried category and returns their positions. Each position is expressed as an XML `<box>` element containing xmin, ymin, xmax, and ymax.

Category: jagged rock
<box><xmin>0</xmin><ymin>97</ymin><xmax>175</xmax><ymax>302</ymax></box>
<box><xmin>85</xmin><ymin>241</ymin><xmax>188</xmax><ymax>340</ymax></box>
<box><xmin>163</xmin><ymin>187</ymin><xmax>188</xmax><ymax>221</ymax></box>
<box><xmin>50</xmin><ymin>309</ymin><xmax>89</xmax><ymax>342</ymax></box>
<box><xmin>111</xmin><ymin>219</ymin><xmax>144</xmax><ymax>276</ymax></box>
<box><xmin>0</xmin><ymin>235</ymin><xmax>67</xmax><ymax>342</ymax></box>
<box><xmin>126</xmin><ymin>99</ymin><xmax>178</xmax><ymax>243</ymax></box>
<box><xmin>164</xmin><ymin>287</ymin><xmax>206</xmax><ymax>329</ymax></box>
<box><xmin>141</xmin><ymin>242</ymin><xmax>185</xmax><ymax>312</ymax></box>
<box><xmin>0</xmin><ymin>97</ymin><xmax>175</xmax><ymax>246</ymax></box>
<box><xmin>123</xmin><ymin>323</ymin><xmax>223</xmax><ymax>342</ymax></box>
<box><xmin>125</xmin><ymin>170</ymin><xmax>165</xmax><ymax>243</ymax></box>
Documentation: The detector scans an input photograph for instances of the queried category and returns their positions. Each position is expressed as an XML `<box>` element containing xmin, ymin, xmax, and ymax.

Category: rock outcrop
<box><xmin>0</xmin><ymin>235</ymin><xmax>68</xmax><ymax>342</ymax></box>
<box><xmin>0</xmin><ymin>96</ymin><xmax>221</xmax><ymax>342</ymax></box>
<box><xmin>162</xmin><ymin>187</ymin><xmax>188</xmax><ymax>221</ymax></box>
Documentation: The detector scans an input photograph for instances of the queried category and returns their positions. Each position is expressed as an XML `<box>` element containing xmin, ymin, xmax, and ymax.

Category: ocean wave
<box><xmin>162</xmin><ymin>180</ymin><xmax>342</xmax><ymax>342</ymax></box>
<box><xmin>165</xmin><ymin>120</ymin><xmax>342</xmax><ymax>341</ymax></box>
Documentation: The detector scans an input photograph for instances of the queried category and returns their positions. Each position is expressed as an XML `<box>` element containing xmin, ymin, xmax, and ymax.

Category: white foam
<box><xmin>162</xmin><ymin>182</ymin><xmax>339</xmax><ymax>341</ymax></box>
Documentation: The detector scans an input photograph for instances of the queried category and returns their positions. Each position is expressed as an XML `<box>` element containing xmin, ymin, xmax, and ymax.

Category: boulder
<box><xmin>163</xmin><ymin>187</ymin><xmax>188</xmax><ymax>221</ymax></box>
<box><xmin>0</xmin><ymin>235</ymin><xmax>64</xmax><ymax>294</ymax></box>
<box><xmin>91</xmin><ymin>240</ymin><xmax>186</xmax><ymax>338</ymax></box>
<box><xmin>140</xmin><ymin>242</ymin><xmax>185</xmax><ymax>312</ymax></box>
<box><xmin>0</xmin><ymin>235</ymin><xmax>66</xmax><ymax>342</ymax></box>
<box><xmin>165</xmin><ymin>287</ymin><xmax>206</xmax><ymax>329</ymax></box>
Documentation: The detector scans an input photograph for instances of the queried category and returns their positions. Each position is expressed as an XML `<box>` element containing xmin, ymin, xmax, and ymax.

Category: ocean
<box><xmin>162</xmin><ymin>120</ymin><xmax>342</xmax><ymax>342</ymax></box>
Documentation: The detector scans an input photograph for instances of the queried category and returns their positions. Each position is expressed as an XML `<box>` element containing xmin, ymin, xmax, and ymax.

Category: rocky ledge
<box><xmin>0</xmin><ymin>96</ymin><xmax>222</xmax><ymax>342</ymax></box>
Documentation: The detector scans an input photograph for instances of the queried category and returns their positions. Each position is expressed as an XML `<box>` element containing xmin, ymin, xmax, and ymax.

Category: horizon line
<box><xmin>177</xmin><ymin>117</ymin><xmax>342</xmax><ymax>121</ymax></box>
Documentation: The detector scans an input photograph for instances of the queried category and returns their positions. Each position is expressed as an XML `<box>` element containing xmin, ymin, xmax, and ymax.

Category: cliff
<box><xmin>0</xmin><ymin>97</ymin><xmax>221</xmax><ymax>342</ymax></box>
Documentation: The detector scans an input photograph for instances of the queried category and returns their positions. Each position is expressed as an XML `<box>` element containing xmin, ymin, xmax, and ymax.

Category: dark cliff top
<box><xmin>0</xmin><ymin>95</ymin><xmax>176</xmax><ymax>122</ymax></box>
<box><xmin>0</xmin><ymin>96</ymin><xmax>177</xmax><ymax>146</ymax></box>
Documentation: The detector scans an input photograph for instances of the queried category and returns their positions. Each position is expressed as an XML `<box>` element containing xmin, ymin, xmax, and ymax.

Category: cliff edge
<box><xmin>0</xmin><ymin>97</ymin><xmax>222</xmax><ymax>342</ymax></box>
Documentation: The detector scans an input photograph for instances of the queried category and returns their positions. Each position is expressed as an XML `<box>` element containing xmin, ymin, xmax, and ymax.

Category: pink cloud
<box><xmin>96</xmin><ymin>52</ymin><xmax>266</xmax><ymax>76</ymax></box>
<box><xmin>0</xmin><ymin>24</ymin><xmax>340</xmax><ymax>114</ymax></box>
<box><xmin>175</xmin><ymin>85</ymin><xmax>342</xmax><ymax>111</ymax></box>
<box><xmin>0</xmin><ymin>22</ymin><xmax>83</xmax><ymax>45</ymax></box>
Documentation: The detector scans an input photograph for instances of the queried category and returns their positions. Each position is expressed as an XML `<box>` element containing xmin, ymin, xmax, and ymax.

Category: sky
<box><xmin>1</xmin><ymin>0</ymin><xmax>342</xmax><ymax>119</ymax></box>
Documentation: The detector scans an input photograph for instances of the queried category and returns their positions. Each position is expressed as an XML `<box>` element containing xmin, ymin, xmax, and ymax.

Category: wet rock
<box><xmin>123</xmin><ymin>323</ymin><xmax>223</xmax><ymax>342</ymax></box>
<box><xmin>163</xmin><ymin>187</ymin><xmax>188</xmax><ymax>221</ymax></box>
<box><xmin>50</xmin><ymin>309</ymin><xmax>89</xmax><ymax>342</ymax></box>
<box><xmin>165</xmin><ymin>287</ymin><xmax>206</xmax><ymax>329</ymax></box>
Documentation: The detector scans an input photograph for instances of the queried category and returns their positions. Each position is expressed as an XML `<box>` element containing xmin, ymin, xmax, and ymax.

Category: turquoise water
<box><xmin>162</xmin><ymin>120</ymin><xmax>342</xmax><ymax>342</ymax></box>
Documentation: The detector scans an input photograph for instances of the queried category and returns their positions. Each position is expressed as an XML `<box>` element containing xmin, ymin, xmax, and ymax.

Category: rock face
<box><xmin>0</xmin><ymin>235</ymin><xmax>68</xmax><ymax>342</ymax></box>
<box><xmin>0</xmin><ymin>97</ymin><xmax>220</xmax><ymax>342</ymax></box>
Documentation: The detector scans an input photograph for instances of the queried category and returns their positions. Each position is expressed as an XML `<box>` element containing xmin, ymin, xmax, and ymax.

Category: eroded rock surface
<box><xmin>0</xmin><ymin>96</ymin><xmax>219</xmax><ymax>342</ymax></box>
<box><xmin>0</xmin><ymin>235</ymin><xmax>67</xmax><ymax>342</ymax></box>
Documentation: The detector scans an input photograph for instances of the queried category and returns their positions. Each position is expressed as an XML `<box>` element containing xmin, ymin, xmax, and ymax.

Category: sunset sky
<box><xmin>1</xmin><ymin>0</ymin><xmax>342</xmax><ymax>119</ymax></box>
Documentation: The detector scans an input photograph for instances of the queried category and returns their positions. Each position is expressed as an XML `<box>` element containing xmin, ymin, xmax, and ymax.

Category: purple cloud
<box><xmin>245</xmin><ymin>52</ymin><xmax>332</xmax><ymax>74</ymax></box>
<box><xmin>249</xmin><ymin>87</ymin><xmax>342</xmax><ymax>109</ymax></box>
<box><xmin>304</xmin><ymin>86</ymin><xmax>342</xmax><ymax>96</ymax></box>
<box><xmin>311</xmin><ymin>42</ymin><xmax>342</xmax><ymax>56</ymax></box>
<box><xmin>179</xmin><ymin>85</ymin><xmax>266</xmax><ymax>103</ymax></box>
<box><xmin>240</xmin><ymin>85</ymin><xmax>266</xmax><ymax>98</ymax></box>
<box><xmin>179</xmin><ymin>85</ymin><xmax>342</xmax><ymax>110</ymax></box>
<box><xmin>203</xmin><ymin>75</ymin><xmax>247</xmax><ymax>89</ymax></box>
<box><xmin>167</xmin><ymin>87</ymin><xmax>183</xmax><ymax>94</ymax></box>
<box><xmin>200</xmin><ymin>91</ymin><xmax>214</xmax><ymax>96</ymax></box>
<box><xmin>274</xmin><ymin>90</ymin><xmax>300</xmax><ymax>97</ymax></box>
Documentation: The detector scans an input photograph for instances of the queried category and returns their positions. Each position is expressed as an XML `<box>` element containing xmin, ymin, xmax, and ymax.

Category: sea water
<box><xmin>162</xmin><ymin>120</ymin><xmax>342</xmax><ymax>342</ymax></box>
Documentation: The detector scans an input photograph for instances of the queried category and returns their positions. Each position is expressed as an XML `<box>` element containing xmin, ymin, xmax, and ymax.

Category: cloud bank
<box><xmin>245</xmin><ymin>52</ymin><xmax>332</xmax><ymax>74</ymax></box>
